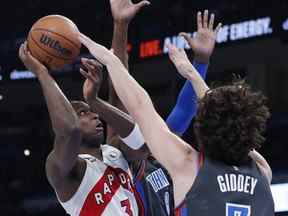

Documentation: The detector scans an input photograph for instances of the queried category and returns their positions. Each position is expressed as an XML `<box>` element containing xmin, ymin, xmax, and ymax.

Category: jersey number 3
<box><xmin>226</xmin><ymin>203</ymin><xmax>251</xmax><ymax>216</ymax></box>
<box><xmin>121</xmin><ymin>199</ymin><xmax>133</xmax><ymax>216</ymax></box>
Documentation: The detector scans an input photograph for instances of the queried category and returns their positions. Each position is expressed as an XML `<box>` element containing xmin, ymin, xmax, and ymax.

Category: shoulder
<box><xmin>255</xmin><ymin>161</ymin><xmax>272</xmax><ymax>184</ymax></box>
<box><xmin>101</xmin><ymin>144</ymin><xmax>124</xmax><ymax>159</ymax></box>
<box><xmin>249</xmin><ymin>150</ymin><xmax>272</xmax><ymax>184</ymax></box>
<box><xmin>101</xmin><ymin>144</ymin><xmax>130</xmax><ymax>167</ymax></box>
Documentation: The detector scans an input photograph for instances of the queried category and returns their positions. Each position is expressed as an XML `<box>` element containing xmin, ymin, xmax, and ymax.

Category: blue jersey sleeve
<box><xmin>166</xmin><ymin>62</ymin><xmax>208</xmax><ymax>136</ymax></box>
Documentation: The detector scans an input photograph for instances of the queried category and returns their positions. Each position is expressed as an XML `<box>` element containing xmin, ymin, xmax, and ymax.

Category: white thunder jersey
<box><xmin>58</xmin><ymin>145</ymin><xmax>143</xmax><ymax>216</ymax></box>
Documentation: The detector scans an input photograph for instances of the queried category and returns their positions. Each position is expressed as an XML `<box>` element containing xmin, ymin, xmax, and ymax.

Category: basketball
<box><xmin>27</xmin><ymin>15</ymin><xmax>81</xmax><ymax>70</ymax></box>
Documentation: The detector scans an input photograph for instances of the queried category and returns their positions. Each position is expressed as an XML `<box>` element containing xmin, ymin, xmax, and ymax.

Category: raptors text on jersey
<box><xmin>57</xmin><ymin>145</ymin><xmax>144</xmax><ymax>216</ymax></box>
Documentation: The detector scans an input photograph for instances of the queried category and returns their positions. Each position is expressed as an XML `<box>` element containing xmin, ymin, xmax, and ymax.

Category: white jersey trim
<box><xmin>57</xmin><ymin>145</ymin><xmax>130</xmax><ymax>216</ymax></box>
<box><xmin>58</xmin><ymin>154</ymin><xmax>98</xmax><ymax>216</ymax></box>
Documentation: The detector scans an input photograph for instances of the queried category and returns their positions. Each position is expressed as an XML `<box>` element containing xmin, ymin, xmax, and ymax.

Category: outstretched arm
<box><xmin>167</xmin><ymin>44</ymin><xmax>273</xmax><ymax>185</ymax></box>
<box><xmin>87</xmin><ymin>97</ymin><xmax>149</xmax><ymax>161</ymax></box>
<box><xmin>80</xmin><ymin>59</ymin><xmax>149</xmax><ymax>161</ymax></box>
<box><xmin>168</xmin><ymin>44</ymin><xmax>210</xmax><ymax>99</ymax></box>
<box><xmin>166</xmin><ymin>62</ymin><xmax>208</xmax><ymax>136</ymax></box>
<box><xmin>166</xmin><ymin>10</ymin><xmax>221</xmax><ymax>135</ymax></box>
<box><xmin>110</xmin><ymin>0</ymin><xmax>150</xmax><ymax>69</ymax></box>
<box><xmin>107</xmin><ymin>0</ymin><xmax>150</xmax><ymax>141</ymax></box>
<box><xmin>79</xmin><ymin>35</ymin><xmax>198</xmax><ymax>190</ymax></box>
<box><xmin>19</xmin><ymin>43</ymin><xmax>82</xmax><ymax>197</ymax></box>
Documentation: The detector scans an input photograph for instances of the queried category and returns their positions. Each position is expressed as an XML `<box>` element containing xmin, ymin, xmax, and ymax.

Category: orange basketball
<box><xmin>27</xmin><ymin>15</ymin><xmax>81</xmax><ymax>70</ymax></box>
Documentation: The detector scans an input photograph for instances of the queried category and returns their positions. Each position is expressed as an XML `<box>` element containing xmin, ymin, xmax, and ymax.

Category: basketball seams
<box><xmin>32</xmin><ymin>28</ymin><xmax>80</xmax><ymax>49</ymax></box>
<box><xmin>27</xmin><ymin>44</ymin><xmax>52</xmax><ymax>69</ymax></box>
<box><xmin>30</xmin><ymin>34</ymin><xmax>74</xmax><ymax>61</ymax></box>
<box><xmin>36</xmin><ymin>15</ymin><xmax>78</xmax><ymax>30</ymax></box>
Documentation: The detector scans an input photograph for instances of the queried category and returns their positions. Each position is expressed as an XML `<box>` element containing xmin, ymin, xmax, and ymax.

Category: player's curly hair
<box><xmin>194</xmin><ymin>80</ymin><xmax>270</xmax><ymax>165</ymax></box>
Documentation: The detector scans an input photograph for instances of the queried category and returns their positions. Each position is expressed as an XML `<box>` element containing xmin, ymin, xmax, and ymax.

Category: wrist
<box><xmin>35</xmin><ymin>68</ymin><xmax>49</xmax><ymax>79</ymax></box>
<box><xmin>113</xmin><ymin>21</ymin><xmax>129</xmax><ymax>36</ymax></box>
<box><xmin>183</xmin><ymin>65</ymin><xmax>199</xmax><ymax>82</ymax></box>
<box><xmin>120</xmin><ymin>124</ymin><xmax>145</xmax><ymax>150</ymax></box>
<box><xmin>114</xmin><ymin>19</ymin><xmax>130</xmax><ymax>26</ymax></box>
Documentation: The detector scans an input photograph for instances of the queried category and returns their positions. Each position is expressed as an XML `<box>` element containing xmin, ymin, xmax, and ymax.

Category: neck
<box><xmin>79</xmin><ymin>145</ymin><xmax>103</xmax><ymax>161</ymax></box>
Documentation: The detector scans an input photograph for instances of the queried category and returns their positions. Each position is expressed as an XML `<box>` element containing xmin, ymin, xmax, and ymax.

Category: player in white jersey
<box><xmin>18</xmin><ymin>45</ymin><xmax>146</xmax><ymax>216</ymax></box>
<box><xmin>59</xmin><ymin>145</ymin><xmax>142</xmax><ymax>216</ymax></box>
<box><xmin>18</xmin><ymin>44</ymin><xmax>147</xmax><ymax>215</ymax></box>
<box><xmin>17</xmin><ymin>1</ymin><xmax>150</xmax><ymax>214</ymax></box>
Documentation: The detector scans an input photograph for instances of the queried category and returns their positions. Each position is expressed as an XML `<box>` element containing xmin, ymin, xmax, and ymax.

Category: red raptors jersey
<box><xmin>58</xmin><ymin>145</ymin><xmax>143</xmax><ymax>216</ymax></box>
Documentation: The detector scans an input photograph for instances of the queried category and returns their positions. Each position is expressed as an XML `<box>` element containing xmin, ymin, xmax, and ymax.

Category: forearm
<box><xmin>108</xmin><ymin>22</ymin><xmax>130</xmax><ymax>137</ymax></box>
<box><xmin>105</xmin><ymin>57</ymin><xmax>191</xmax><ymax>172</ymax></box>
<box><xmin>80</xmin><ymin>35</ymin><xmax>184</xmax><ymax>166</ymax></box>
<box><xmin>89</xmin><ymin>76</ymin><xmax>149</xmax><ymax>161</ymax></box>
<box><xmin>184</xmin><ymin>64</ymin><xmax>210</xmax><ymax>99</ymax></box>
<box><xmin>37</xmin><ymin>72</ymin><xmax>81</xmax><ymax>168</ymax></box>
<box><xmin>88</xmin><ymin>97</ymin><xmax>135</xmax><ymax>138</ymax></box>
<box><xmin>112</xmin><ymin>22</ymin><xmax>129</xmax><ymax>69</ymax></box>
<box><xmin>106</xmin><ymin>57</ymin><xmax>150</xmax><ymax>119</ymax></box>
<box><xmin>109</xmin><ymin>22</ymin><xmax>129</xmax><ymax>106</ymax></box>
<box><xmin>166</xmin><ymin>62</ymin><xmax>208</xmax><ymax>135</ymax></box>
<box><xmin>37</xmin><ymin>72</ymin><xmax>79</xmax><ymax>134</ymax></box>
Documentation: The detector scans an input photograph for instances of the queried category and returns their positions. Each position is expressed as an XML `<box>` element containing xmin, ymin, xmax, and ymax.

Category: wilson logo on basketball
<box><xmin>39</xmin><ymin>34</ymin><xmax>72</xmax><ymax>57</ymax></box>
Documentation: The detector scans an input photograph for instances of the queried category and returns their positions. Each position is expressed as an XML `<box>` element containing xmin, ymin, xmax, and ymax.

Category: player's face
<box><xmin>73</xmin><ymin>102</ymin><xmax>104</xmax><ymax>147</ymax></box>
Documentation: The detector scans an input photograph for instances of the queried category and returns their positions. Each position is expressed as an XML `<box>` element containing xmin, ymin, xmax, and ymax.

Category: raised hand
<box><xmin>180</xmin><ymin>10</ymin><xmax>222</xmax><ymax>63</ymax></box>
<box><xmin>168</xmin><ymin>43</ymin><xmax>210</xmax><ymax>98</ymax></box>
<box><xmin>80</xmin><ymin>58</ymin><xmax>103</xmax><ymax>102</ymax></box>
<box><xmin>110</xmin><ymin>0</ymin><xmax>150</xmax><ymax>23</ymax></box>
<box><xmin>79</xmin><ymin>33</ymin><xmax>116</xmax><ymax>65</ymax></box>
<box><xmin>167</xmin><ymin>43</ymin><xmax>195</xmax><ymax>80</ymax></box>
<box><xmin>18</xmin><ymin>42</ymin><xmax>48</xmax><ymax>76</ymax></box>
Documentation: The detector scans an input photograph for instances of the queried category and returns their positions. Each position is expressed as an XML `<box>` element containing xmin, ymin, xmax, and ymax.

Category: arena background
<box><xmin>0</xmin><ymin>0</ymin><xmax>287</xmax><ymax>215</ymax></box>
